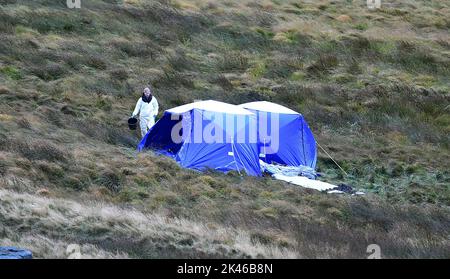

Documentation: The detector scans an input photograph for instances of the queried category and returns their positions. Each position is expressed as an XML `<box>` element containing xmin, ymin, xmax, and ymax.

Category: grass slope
<box><xmin>0</xmin><ymin>0</ymin><xmax>449</xmax><ymax>258</ymax></box>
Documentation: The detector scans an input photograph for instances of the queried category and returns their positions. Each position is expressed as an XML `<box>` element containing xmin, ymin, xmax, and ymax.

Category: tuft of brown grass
<box><xmin>0</xmin><ymin>189</ymin><xmax>296</xmax><ymax>258</ymax></box>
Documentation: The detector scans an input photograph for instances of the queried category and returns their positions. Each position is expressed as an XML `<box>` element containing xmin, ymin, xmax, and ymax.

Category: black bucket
<box><xmin>128</xmin><ymin>117</ymin><xmax>138</xmax><ymax>130</ymax></box>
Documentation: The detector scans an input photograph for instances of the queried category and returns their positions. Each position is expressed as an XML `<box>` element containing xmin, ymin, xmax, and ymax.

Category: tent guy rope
<box><xmin>316</xmin><ymin>142</ymin><xmax>348</xmax><ymax>177</ymax></box>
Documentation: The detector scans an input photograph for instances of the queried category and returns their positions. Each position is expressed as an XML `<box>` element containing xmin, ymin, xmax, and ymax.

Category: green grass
<box><xmin>354</xmin><ymin>22</ymin><xmax>369</xmax><ymax>31</ymax></box>
<box><xmin>0</xmin><ymin>66</ymin><xmax>22</xmax><ymax>80</ymax></box>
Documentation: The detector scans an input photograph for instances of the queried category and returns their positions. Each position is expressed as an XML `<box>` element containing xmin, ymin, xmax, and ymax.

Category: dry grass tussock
<box><xmin>0</xmin><ymin>189</ymin><xmax>297</xmax><ymax>259</ymax></box>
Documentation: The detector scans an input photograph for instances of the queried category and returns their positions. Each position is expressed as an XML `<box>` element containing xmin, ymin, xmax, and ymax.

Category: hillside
<box><xmin>0</xmin><ymin>0</ymin><xmax>449</xmax><ymax>258</ymax></box>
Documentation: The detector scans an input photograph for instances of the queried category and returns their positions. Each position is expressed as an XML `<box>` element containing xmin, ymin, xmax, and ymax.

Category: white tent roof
<box><xmin>166</xmin><ymin>100</ymin><xmax>254</xmax><ymax>115</ymax></box>
<box><xmin>239</xmin><ymin>101</ymin><xmax>299</xmax><ymax>115</ymax></box>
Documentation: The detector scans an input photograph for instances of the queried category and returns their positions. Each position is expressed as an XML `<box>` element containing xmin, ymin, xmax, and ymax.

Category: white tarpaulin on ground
<box><xmin>272</xmin><ymin>174</ymin><xmax>338</xmax><ymax>191</ymax></box>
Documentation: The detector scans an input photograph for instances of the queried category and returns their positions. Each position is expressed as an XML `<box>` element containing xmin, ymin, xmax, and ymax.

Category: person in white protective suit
<box><xmin>131</xmin><ymin>87</ymin><xmax>159</xmax><ymax>138</ymax></box>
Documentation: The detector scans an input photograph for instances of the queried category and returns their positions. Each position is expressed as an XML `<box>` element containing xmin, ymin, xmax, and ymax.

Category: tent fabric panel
<box><xmin>232</xmin><ymin>142</ymin><xmax>261</xmax><ymax>176</ymax></box>
<box><xmin>255</xmin><ymin>112</ymin><xmax>317</xmax><ymax>169</ymax></box>
<box><xmin>176</xmin><ymin>109</ymin><xmax>261</xmax><ymax>176</ymax></box>
<box><xmin>301</xmin><ymin>119</ymin><xmax>317</xmax><ymax>169</ymax></box>
<box><xmin>259</xmin><ymin>113</ymin><xmax>304</xmax><ymax>166</ymax></box>
<box><xmin>137</xmin><ymin>112</ymin><xmax>183</xmax><ymax>154</ymax></box>
<box><xmin>177</xmin><ymin>142</ymin><xmax>260</xmax><ymax>176</ymax></box>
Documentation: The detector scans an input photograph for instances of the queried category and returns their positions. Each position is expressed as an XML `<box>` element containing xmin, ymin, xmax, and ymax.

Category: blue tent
<box><xmin>239</xmin><ymin>101</ymin><xmax>317</xmax><ymax>169</ymax></box>
<box><xmin>0</xmin><ymin>247</ymin><xmax>32</xmax><ymax>259</ymax></box>
<box><xmin>138</xmin><ymin>100</ymin><xmax>261</xmax><ymax>176</ymax></box>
